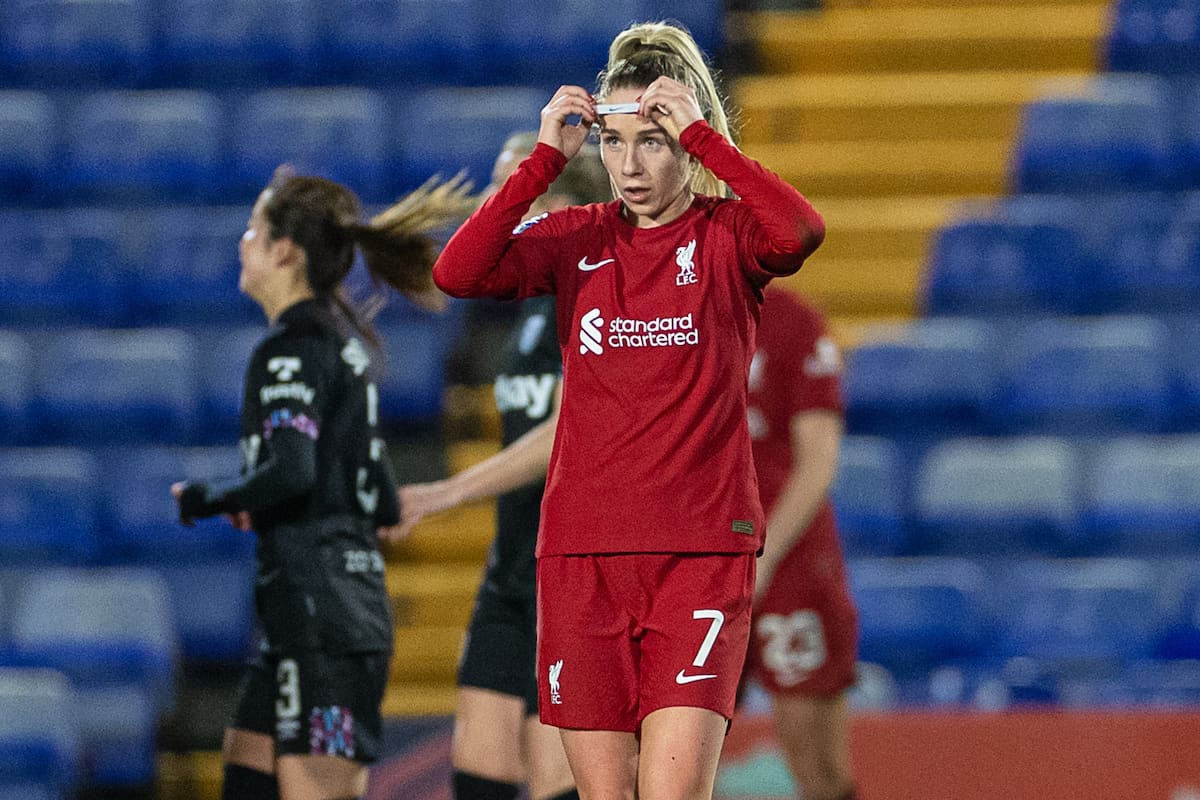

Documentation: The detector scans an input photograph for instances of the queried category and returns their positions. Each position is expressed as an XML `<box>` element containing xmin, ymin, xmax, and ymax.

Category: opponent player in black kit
<box><xmin>391</xmin><ymin>134</ymin><xmax>608</xmax><ymax>800</ymax></box>
<box><xmin>173</xmin><ymin>167</ymin><xmax>472</xmax><ymax>800</ymax></box>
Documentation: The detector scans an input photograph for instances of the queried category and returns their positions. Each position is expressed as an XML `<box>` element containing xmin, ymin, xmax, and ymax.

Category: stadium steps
<box><xmin>384</xmin><ymin>439</ymin><xmax>500</xmax><ymax>716</ymax></box>
<box><xmin>729</xmin><ymin>0</ymin><xmax>1110</xmax><ymax>320</ymax></box>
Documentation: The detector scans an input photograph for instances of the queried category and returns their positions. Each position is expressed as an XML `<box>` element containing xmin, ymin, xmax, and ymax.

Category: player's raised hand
<box><xmin>538</xmin><ymin>85</ymin><xmax>596</xmax><ymax>159</ymax></box>
<box><xmin>637</xmin><ymin>76</ymin><xmax>705</xmax><ymax>141</ymax></box>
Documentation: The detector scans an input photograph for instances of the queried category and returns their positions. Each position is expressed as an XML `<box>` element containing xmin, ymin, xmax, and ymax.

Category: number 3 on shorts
<box><xmin>276</xmin><ymin>658</ymin><xmax>301</xmax><ymax>719</ymax></box>
<box><xmin>691</xmin><ymin>609</ymin><xmax>724</xmax><ymax>667</ymax></box>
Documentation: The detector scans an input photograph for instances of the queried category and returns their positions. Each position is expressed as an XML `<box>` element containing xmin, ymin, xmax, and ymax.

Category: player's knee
<box><xmin>222</xmin><ymin>763</ymin><xmax>279</xmax><ymax>800</ymax></box>
<box><xmin>454</xmin><ymin>770</ymin><xmax>520</xmax><ymax>800</ymax></box>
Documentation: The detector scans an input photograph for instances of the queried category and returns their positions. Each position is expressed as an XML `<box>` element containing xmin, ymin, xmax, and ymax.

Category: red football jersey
<box><xmin>435</xmin><ymin>122</ymin><xmax>825</xmax><ymax>557</ymax></box>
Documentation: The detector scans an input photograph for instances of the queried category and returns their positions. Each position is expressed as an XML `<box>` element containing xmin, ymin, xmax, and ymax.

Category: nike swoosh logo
<box><xmin>578</xmin><ymin>257</ymin><xmax>614</xmax><ymax>272</ymax></box>
<box><xmin>675</xmin><ymin>670</ymin><xmax>718</xmax><ymax>684</ymax></box>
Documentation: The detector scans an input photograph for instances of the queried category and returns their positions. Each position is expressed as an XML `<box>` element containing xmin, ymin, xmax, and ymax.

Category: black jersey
<box><xmin>485</xmin><ymin>295</ymin><xmax>561</xmax><ymax>599</ymax></box>
<box><xmin>189</xmin><ymin>299</ymin><xmax>398</xmax><ymax>654</ymax></box>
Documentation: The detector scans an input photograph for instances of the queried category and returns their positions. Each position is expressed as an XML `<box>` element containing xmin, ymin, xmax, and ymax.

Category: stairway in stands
<box><xmin>380</xmin><ymin>0</ymin><xmax>1115</xmax><ymax>718</ymax></box>
<box><xmin>730</xmin><ymin>0</ymin><xmax>1110</xmax><ymax>342</ymax></box>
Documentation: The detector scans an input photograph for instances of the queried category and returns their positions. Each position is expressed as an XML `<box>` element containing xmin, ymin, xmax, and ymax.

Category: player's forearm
<box><xmin>180</xmin><ymin>429</ymin><xmax>317</xmax><ymax>518</ymax></box>
<box><xmin>444</xmin><ymin>415</ymin><xmax>557</xmax><ymax>505</ymax></box>
<box><xmin>679</xmin><ymin>120</ymin><xmax>825</xmax><ymax>266</ymax></box>
<box><xmin>433</xmin><ymin>144</ymin><xmax>567</xmax><ymax>299</ymax></box>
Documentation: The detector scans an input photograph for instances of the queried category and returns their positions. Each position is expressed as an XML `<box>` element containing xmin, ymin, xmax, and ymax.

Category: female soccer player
<box><xmin>172</xmin><ymin>167</ymin><xmax>472</xmax><ymax>800</ymax></box>
<box><xmin>744</xmin><ymin>284</ymin><xmax>859</xmax><ymax>800</ymax></box>
<box><xmin>431</xmin><ymin>20</ymin><xmax>825</xmax><ymax>800</ymax></box>
<box><xmin>393</xmin><ymin>134</ymin><xmax>607</xmax><ymax>800</ymax></box>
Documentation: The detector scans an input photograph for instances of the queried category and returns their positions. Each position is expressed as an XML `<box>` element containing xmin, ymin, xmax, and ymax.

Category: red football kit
<box><xmin>744</xmin><ymin>286</ymin><xmax>858</xmax><ymax>697</ymax></box>
<box><xmin>434</xmin><ymin>120</ymin><xmax>825</xmax><ymax>728</ymax></box>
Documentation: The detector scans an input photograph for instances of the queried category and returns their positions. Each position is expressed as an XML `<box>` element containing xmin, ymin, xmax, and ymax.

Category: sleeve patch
<box><xmin>513</xmin><ymin>211</ymin><xmax>549</xmax><ymax>235</ymax></box>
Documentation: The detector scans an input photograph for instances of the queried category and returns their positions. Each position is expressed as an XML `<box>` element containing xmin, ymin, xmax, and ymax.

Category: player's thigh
<box><xmin>558</xmin><ymin>728</ymin><xmax>638</xmax><ymax>800</ymax></box>
<box><xmin>522</xmin><ymin>713</ymin><xmax>574</xmax><ymax>800</ymax></box>
<box><xmin>225</xmin><ymin>655</ymin><xmax>279</xmax><ymax>772</ymax></box>
<box><xmin>452</xmin><ymin>686</ymin><xmax>526</xmax><ymax>782</ymax></box>
<box><xmin>638</xmin><ymin>706</ymin><xmax>728</xmax><ymax>800</ymax></box>
<box><xmin>276</xmin><ymin>753</ymin><xmax>368</xmax><ymax>800</ymax></box>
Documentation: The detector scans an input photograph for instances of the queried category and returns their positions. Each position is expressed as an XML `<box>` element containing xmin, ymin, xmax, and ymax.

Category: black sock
<box><xmin>453</xmin><ymin>770</ymin><xmax>520</xmax><ymax>800</ymax></box>
<box><xmin>222</xmin><ymin>763</ymin><xmax>279</xmax><ymax>800</ymax></box>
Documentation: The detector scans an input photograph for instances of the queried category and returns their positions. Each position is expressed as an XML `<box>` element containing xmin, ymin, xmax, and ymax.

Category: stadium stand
<box><xmin>0</xmin><ymin>668</ymin><xmax>81</xmax><ymax>798</ymax></box>
<box><xmin>830</xmin><ymin>435</ymin><xmax>909</xmax><ymax>557</ymax></box>
<box><xmin>0</xmin><ymin>448</ymin><xmax>101</xmax><ymax>567</ymax></box>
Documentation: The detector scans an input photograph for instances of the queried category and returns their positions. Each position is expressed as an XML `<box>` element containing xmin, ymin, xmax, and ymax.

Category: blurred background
<box><xmin>1</xmin><ymin>0</ymin><xmax>1199</xmax><ymax>797</ymax></box>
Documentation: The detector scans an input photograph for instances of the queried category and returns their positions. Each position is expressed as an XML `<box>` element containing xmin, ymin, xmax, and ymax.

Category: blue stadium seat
<box><xmin>0</xmin><ymin>0</ymin><xmax>152</xmax><ymax>87</ymax></box>
<box><xmin>1081</xmin><ymin>435</ymin><xmax>1200</xmax><ymax>555</ymax></box>
<box><xmin>0</xmin><ymin>333</ymin><xmax>32</xmax><ymax>446</ymax></box>
<box><xmin>100</xmin><ymin>446</ymin><xmax>256</xmax><ymax>663</ymax></box>
<box><xmin>392</xmin><ymin>86</ymin><xmax>547</xmax><ymax>190</ymax></box>
<box><xmin>0</xmin><ymin>209</ymin><xmax>131</xmax><ymax>327</ymax></box>
<box><xmin>63</xmin><ymin>90</ymin><xmax>222</xmax><ymax>204</ymax></box>
<box><xmin>912</xmin><ymin>437</ymin><xmax>1079</xmax><ymax>556</ymax></box>
<box><xmin>196</xmin><ymin>326</ymin><xmax>266</xmax><ymax>441</ymax></box>
<box><xmin>1012</xmin><ymin>74</ymin><xmax>1178</xmax><ymax>193</ymax></box>
<box><xmin>990</xmin><ymin>316</ymin><xmax>1171</xmax><ymax>435</ymax></box>
<box><xmin>1177</xmin><ymin>82</ymin><xmax>1200</xmax><ymax>190</ymax></box>
<box><xmin>1167</xmin><ymin>313</ymin><xmax>1200</xmax><ymax>429</ymax></box>
<box><xmin>1106</xmin><ymin>0</ymin><xmax>1200</xmax><ymax>75</ymax></box>
<box><xmin>0</xmin><ymin>668</ymin><xmax>80</xmax><ymax>798</ymax></box>
<box><xmin>480</xmin><ymin>0</ymin><xmax>642</xmax><ymax>84</ymax></box>
<box><xmin>157</xmin><ymin>0</ymin><xmax>321</xmax><ymax>87</ymax></box>
<box><xmin>131</xmin><ymin>206</ymin><xmax>260</xmax><ymax>326</ymax></box>
<box><xmin>323</xmin><ymin>0</ymin><xmax>486</xmax><ymax>84</ymax></box>
<box><xmin>0</xmin><ymin>449</ymin><xmax>100</xmax><ymax>566</ymax></box>
<box><xmin>1158</xmin><ymin>568</ymin><xmax>1200</xmax><ymax>660</ymax></box>
<box><xmin>640</xmin><ymin>0</ymin><xmax>726</xmax><ymax>56</ymax></box>
<box><xmin>7</xmin><ymin>569</ymin><xmax>177</xmax><ymax>787</ymax></box>
<box><xmin>843</xmin><ymin>318</ymin><xmax>999</xmax><ymax>439</ymax></box>
<box><xmin>990</xmin><ymin>559</ymin><xmax>1163</xmax><ymax>664</ymax></box>
<box><xmin>231</xmin><ymin>88</ymin><xmax>389</xmax><ymax>203</ymax></box>
<box><xmin>831</xmin><ymin>435</ymin><xmax>909</xmax><ymax>556</ymax></box>
<box><xmin>923</xmin><ymin>215</ymin><xmax>1090</xmax><ymax>316</ymax></box>
<box><xmin>376</xmin><ymin>311</ymin><xmax>458</xmax><ymax>422</ymax></box>
<box><xmin>0</xmin><ymin>92</ymin><xmax>55</xmax><ymax>204</ymax></box>
<box><xmin>33</xmin><ymin>329</ymin><xmax>200</xmax><ymax>444</ymax></box>
<box><xmin>849</xmin><ymin>557</ymin><xmax>992</xmax><ymax>679</ymax></box>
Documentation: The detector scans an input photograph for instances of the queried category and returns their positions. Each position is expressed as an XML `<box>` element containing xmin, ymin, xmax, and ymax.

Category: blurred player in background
<box><xmin>430</xmin><ymin>19</ymin><xmax>825</xmax><ymax>800</ymax></box>
<box><xmin>389</xmin><ymin>133</ymin><xmax>608</xmax><ymax>800</ymax></box>
<box><xmin>743</xmin><ymin>284</ymin><xmax>858</xmax><ymax>800</ymax></box>
<box><xmin>173</xmin><ymin>167</ymin><xmax>472</xmax><ymax>800</ymax></box>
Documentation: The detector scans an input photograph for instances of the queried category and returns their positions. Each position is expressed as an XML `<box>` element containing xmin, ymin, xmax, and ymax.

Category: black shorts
<box><xmin>232</xmin><ymin>647</ymin><xmax>390</xmax><ymax>764</ymax></box>
<box><xmin>457</xmin><ymin>582</ymin><xmax>538</xmax><ymax>714</ymax></box>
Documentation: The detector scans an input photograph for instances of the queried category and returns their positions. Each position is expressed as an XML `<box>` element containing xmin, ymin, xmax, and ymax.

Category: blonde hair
<box><xmin>601</xmin><ymin>21</ymin><xmax>736</xmax><ymax>198</ymax></box>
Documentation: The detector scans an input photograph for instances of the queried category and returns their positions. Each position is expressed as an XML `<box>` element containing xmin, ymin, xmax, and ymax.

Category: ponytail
<box><xmin>601</xmin><ymin>21</ymin><xmax>737</xmax><ymax>198</ymax></box>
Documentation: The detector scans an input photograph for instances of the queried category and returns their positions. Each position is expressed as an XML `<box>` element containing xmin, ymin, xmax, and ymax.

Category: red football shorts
<box><xmin>744</xmin><ymin>541</ymin><xmax>858</xmax><ymax>697</ymax></box>
<box><xmin>537</xmin><ymin>552</ymin><xmax>754</xmax><ymax>732</ymax></box>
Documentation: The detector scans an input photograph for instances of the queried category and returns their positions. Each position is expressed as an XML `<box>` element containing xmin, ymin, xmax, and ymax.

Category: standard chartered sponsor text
<box><xmin>607</xmin><ymin>313</ymin><xmax>699</xmax><ymax>348</ymax></box>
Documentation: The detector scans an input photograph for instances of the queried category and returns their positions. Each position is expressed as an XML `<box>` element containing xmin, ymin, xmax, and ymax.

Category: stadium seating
<box><xmin>131</xmin><ymin>206</ymin><xmax>261</xmax><ymax>326</ymax></box>
<box><xmin>911</xmin><ymin>436</ymin><xmax>1079</xmax><ymax>556</ymax></box>
<box><xmin>391</xmin><ymin>85</ymin><xmax>548</xmax><ymax>190</ymax></box>
<box><xmin>0</xmin><ymin>0</ymin><xmax>152</xmax><ymax>88</ymax></box>
<box><xmin>922</xmin><ymin>214</ymin><xmax>1090</xmax><ymax>315</ymax></box>
<box><xmin>0</xmin><ymin>333</ymin><xmax>32</xmax><ymax>445</ymax></box>
<box><xmin>1012</xmin><ymin>74</ymin><xmax>1178</xmax><ymax>194</ymax></box>
<box><xmin>1081</xmin><ymin>435</ymin><xmax>1200</xmax><ymax>555</ymax></box>
<box><xmin>33</xmin><ymin>329</ymin><xmax>200</xmax><ymax>444</ymax></box>
<box><xmin>831</xmin><ymin>436</ymin><xmax>909</xmax><ymax>556</ymax></box>
<box><xmin>0</xmin><ymin>448</ymin><xmax>100</xmax><ymax>566</ymax></box>
<box><xmin>63</xmin><ymin>90</ymin><xmax>223</xmax><ymax>204</ymax></box>
<box><xmin>989</xmin><ymin>558</ymin><xmax>1163</xmax><ymax>664</ymax></box>
<box><xmin>376</xmin><ymin>310</ymin><xmax>460</xmax><ymax>423</ymax></box>
<box><xmin>230</xmin><ymin>87</ymin><xmax>389</xmax><ymax>203</ymax></box>
<box><xmin>195</xmin><ymin>325</ymin><xmax>266</xmax><ymax>440</ymax></box>
<box><xmin>989</xmin><ymin>316</ymin><xmax>1171</xmax><ymax>436</ymax></box>
<box><xmin>1105</xmin><ymin>0</ymin><xmax>1200</xmax><ymax>75</ymax></box>
<box><xmin>1167</xmin><ymin>313</ymin><xmax>1200</xmax><ymax>429</ymax></box>
<box><xmin>0</xmin><ymin>668</ymin><xmax>81</xmax><ymax>798</ymax></box>
<box><xmin>6</xmin><ymin>569</ymin><xmax>178</xmax><ymax>787</ymax></box>
<box><xmin>323</xmin><ymin>0</ymin><xmax>487</xmax><ymax>85</ymax></box>
<box><xmin>849</xmin><ymin>557</ymin><xmax>993</xmax><ymax>679</ymax></box>
<box><xmin>0</xmin><ymin>92</ymin><xmax>55</xmax><ymax>205</ymax></box>
<box><xmin>0</xmin><ymin>209</ymin><xmax>131</xmax><ymax>327</ymax></box>
<box><xmin>157</xmin><ymin>0</ymin><xmax>322</xmax><ymax>88</ymax></box>
<box><xmin>843</xmin><ymin>317</ymin><xmax>999</xmax><ymax>439</ymax></box>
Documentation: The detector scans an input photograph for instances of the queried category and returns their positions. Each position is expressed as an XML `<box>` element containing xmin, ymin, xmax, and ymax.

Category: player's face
<box><xmin>598</xmin><ymin>87</ymin><xmax>693</xmax><ymax>228</ymax></box>
<box><xmin>238</xmin><ymin>190</ymin><xmax>281</xmax><ymax>305</ymax></box>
